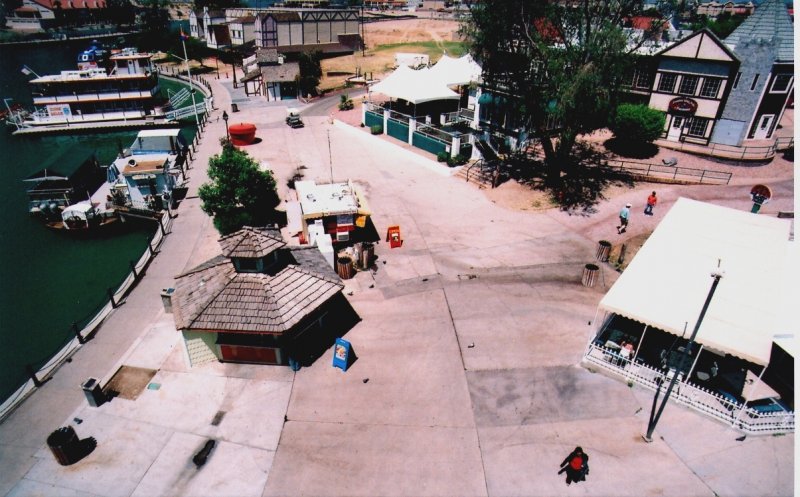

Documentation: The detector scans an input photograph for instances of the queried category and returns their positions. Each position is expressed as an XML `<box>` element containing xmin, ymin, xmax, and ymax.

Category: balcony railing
<box><xmin>33</xmin><ymin>89</ymin><xmax>157</xmax><ymax>105</ymax></box>
<box><xmin>583</xmin><ymin>342</ymin><xmax>794</xmax><ymax>435</ymax></box>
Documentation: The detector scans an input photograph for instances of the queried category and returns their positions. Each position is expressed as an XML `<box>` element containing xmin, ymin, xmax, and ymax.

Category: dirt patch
<box><xmin>320</xmin><ymin>19</ymin><xmax>464</xmax><ymax>90</ymax></box>
<box><xmin>607</xmin><ymin>231</ymin><xmax>651</xmax><ymax>271</ymax></box>
<box><xmin>103</xmin><ymin>366</ymin><xmax>158</xmax><ymax>401</ymax></box>
<box><xmin>482</xmin><ymin>179</ymin><xmax>556</xmax><ymax>212</ymax></box>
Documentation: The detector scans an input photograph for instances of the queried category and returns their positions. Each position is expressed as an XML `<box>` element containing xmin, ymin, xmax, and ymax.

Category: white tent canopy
<box><xmin>599</xmin><ymin>198</ymin><xmax>792</xmax><ymax>366</ymax></box>
<box><xmin>369</xmin><ymin>64</ymin><xmax>460</xmax><ymax>104</ymax></box>
<box><xmin>427</xmin><ymin>53</ymin><xmax>482</xmax><ymax>87</ymax></box>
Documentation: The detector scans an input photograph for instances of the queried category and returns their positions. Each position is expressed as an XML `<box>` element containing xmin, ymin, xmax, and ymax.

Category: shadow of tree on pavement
<box><xmin>500</xmin><ymin>143</ymin><xmax>635</xmax><ymax>215</ymax></box>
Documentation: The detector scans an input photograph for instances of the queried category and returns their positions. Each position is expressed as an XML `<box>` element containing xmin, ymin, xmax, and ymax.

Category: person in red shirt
<box><xmin>558</xmin><ymin>446</ymin><xmax>589</xmax><ymax>485</ymax></box>
<box><xmin>645</xmin><ymin>191</ymin><xmax>657</xmax><ymax>216</ymax></box>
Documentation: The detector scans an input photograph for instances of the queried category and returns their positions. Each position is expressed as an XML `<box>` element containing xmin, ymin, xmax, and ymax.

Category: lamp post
<box><xmin>643</xmin><ymin>265</ymin><xmax>724</xmax><ymax>442</ymax></box>
<box><xmin>222</xmin><ymin>110</ymin><xmax>229</xmax><ymax>140</ymax></box>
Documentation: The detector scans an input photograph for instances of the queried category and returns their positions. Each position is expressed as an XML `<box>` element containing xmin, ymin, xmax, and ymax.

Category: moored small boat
<box><xmin>45</xmin><ymin>200</ymin><xmax>119</xmax><ymax>232</ymax></box>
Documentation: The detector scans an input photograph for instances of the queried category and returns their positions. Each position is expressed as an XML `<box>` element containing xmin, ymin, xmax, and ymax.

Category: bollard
<box><xmin>596</xmin><ymin>240</ymin><xmax>612</xmax><ymax>262</ymax></box>
<box><xmin>129</xmin><ymin>260</ymin><xmax>138</xmax><ymax>279</ymax></box>
<box><xmin>72</xmin><ymin>322</ymin><xmax>85</xmax><ymax>344</ymax></box>
<box><xmin>26</xmin><ymin>364</ymin><xmax>43</xmax><ymax>387</ymax></box>
<box><xmin>581</xmin><ymin>264</ymin><xmax>599</xmax><ymax>287</ymax></box>
<box><xmin>107</xmin><ymin>288</ymin><xmax>117</xmax><ymax>308</ymax></box>
<box><xmin>193</xmin><ymin>440</ymin><xmax>216</xmax><ymax>467</ymax></box>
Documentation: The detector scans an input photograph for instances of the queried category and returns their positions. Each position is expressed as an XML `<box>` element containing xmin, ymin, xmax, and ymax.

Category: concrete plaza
<box><xmin>0</xmin><ymin>76</ymin><xmax>793</xmax><ymax>497</ymax></box>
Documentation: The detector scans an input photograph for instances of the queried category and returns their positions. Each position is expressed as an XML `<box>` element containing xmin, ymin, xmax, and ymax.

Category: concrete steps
<box><xmin>454</xmin><ymin>162</ymin><xmax>497</xmax><ymax>189</ymax></box>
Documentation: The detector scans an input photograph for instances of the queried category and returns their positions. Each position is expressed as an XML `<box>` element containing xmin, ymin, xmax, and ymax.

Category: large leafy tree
<box><xmin>462</xmin><ymin>0</ymin><xmax>664</xmax><ymax>187</ymax></box>
<box><xmin>105</xmin><ymin>0</ymin><xmax>135</xmax><ymax>27</ymax></box>
<box><xmin>297</xmin><ymin>50</ymin><xmax>323</xmax><ymax>97</ymax></box>
<box><xmin>199</xmin><ymin>142</ymin><xmax>281</xmax><ymax>235</ymax></box>
<box><xmin>136</xmin><ymin>0</ymin><xmax>171</xmax><ymax>52</ymax></box>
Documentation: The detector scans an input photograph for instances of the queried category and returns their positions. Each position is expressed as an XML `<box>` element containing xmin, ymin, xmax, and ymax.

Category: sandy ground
<box><xmin>321</xmin><ymin>19</ymin><xmax>463</xmax><ymax>90</ymax></box>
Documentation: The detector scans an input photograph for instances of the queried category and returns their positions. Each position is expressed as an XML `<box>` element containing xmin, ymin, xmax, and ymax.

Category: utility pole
<box><xmin>327</xmin><ymin>129</ymin><xmax>334</xmax><ymax>184</ymax></box>
<box><xmin>360</xmin><ymin>1</ymin><xmax>366</xmax><ymax>58</ymax></box>
<box><xmin>643</xmin><ymin>265</ymin><xmax>724</xmax><ymax>442</ymax></box>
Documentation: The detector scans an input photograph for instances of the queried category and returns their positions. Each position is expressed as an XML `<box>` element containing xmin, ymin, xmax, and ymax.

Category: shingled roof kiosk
<box><xmin>171</xmin><ymin>227</ymin><xmax>346</xmax><ymax>367</ymax></box>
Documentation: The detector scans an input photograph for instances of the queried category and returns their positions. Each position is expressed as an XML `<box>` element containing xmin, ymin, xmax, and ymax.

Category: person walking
<box><xmin>558</xmin><ymin>446</ymin><xmax>589</xmax><ymax>485</ymax></box>
<box><xmin>645</xmin><ymin>191</ymin><xmax>657</xmax><ymax>216</ymax></box>
<box><xmin>617</xmin><ymin>203</ymin><xmax>631</xmax><ymax>234</ymax></box>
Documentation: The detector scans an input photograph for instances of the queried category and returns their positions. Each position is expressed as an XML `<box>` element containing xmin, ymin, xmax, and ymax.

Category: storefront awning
<box><xmin>598</xmin><ymin>198</ymin><xmax>792</xmax><ymax>366</ymax></box>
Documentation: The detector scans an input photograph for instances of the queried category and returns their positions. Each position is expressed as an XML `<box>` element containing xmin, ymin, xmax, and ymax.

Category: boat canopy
<box><xmin>61</xmin><ymin>201</ymin><xmax>96</xmax><ymax>220</ymax></box>
<box><xmin>131</xmin><ymin>129</ymin><xmax>186</xmax><ymax>155</ymax></box>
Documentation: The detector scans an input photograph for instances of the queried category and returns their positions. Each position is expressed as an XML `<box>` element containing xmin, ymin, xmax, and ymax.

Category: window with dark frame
<box><xmin>678</xmin><ymin>75</ymin><xmax>699</xmax><ymax>95</ymax></box>
<box><xmin>770</xmin><ymin>74</ymin><xmax>793</xmax><ymax>93</ymax></box>
<box><xmin>658</xmin><ymin>73</ymin><xmax>678</xmax><ymax>93</ymax></box>
<box><xmin>686</xmin><ymin>117</ymin><xmax>708</xmax><ymax>137</ymax></box>
<box><xmin>700</xmin><ymin>78</ymin><xmax>721</xmax><ymax>98</ymax></box>
<box><xmin>632</xmin><ymin>68</ymin><xmax>651</xmax><ymax>89</ymax></box>
<box><xmin>750</xmin><ymin>74</ymin><xmax>760</xmax><ymax>91</ymax></box>
<box><xmin>732</xmin><ymin>72</ymin><xmax>742</xmax><ymax>89</ymax></box>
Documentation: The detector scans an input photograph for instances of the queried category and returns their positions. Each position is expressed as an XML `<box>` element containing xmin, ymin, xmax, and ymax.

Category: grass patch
<box><xmin>371</xmin><ymin>41</ymin><xmax>467</xmax><ymax>56</ymax></box>
<box><xmin>158</xmin><ymin>76</ymin><xmax>206</xmax><ymax>104</ymax></box>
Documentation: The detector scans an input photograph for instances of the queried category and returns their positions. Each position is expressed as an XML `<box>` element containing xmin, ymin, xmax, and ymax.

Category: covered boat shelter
<box><xmin>583</xmin><ymin>198</ymin><xmax>794</xmax><ymax>434</ymax></box>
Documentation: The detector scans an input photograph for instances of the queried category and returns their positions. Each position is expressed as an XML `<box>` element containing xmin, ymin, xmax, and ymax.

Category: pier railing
<box><xmin>0</xmin><ymin>213</ymin><xmax>172</xmax><ymax>422</ymax></box>
<box><xmin>0</xmin><ymin>95</ymin><xmax>214</xmax><ymax>421</ymax></box>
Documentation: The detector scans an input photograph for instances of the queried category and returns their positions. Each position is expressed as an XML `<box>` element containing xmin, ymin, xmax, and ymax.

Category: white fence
<box><xmin>583</xmin><ymin>342</ymin><xmax>794</xmax><ymax>435</ymax></box>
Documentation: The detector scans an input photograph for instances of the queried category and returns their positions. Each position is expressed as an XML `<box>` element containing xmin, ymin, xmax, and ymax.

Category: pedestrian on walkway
<box><xmin>645</xmin><ymin>191</ymin><xmax>657</xmax><ymax>216</ymax></box>
<box><xmin>617</xmin><ymin>203</ymin><xmax>631</xmax><ymax>234</ymax></box>
<box><xmin>558</xmin><ymin>446</ymin><xmax>589</xmax><ymax>485</ymax></box>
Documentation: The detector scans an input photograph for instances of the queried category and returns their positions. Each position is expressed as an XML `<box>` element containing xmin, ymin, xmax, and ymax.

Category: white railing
<box><xmin>26</xmin><ymin>110</ymin><xmax>150</xmax><ymax>125</ymax></box>
<box><xmin>165</xmin><ymin>101</ymin><xmax>209</xmax><ymax>121</ymax></box>
<box><xmin>0</xmin><ymin>213</ymin><xmax>173</xmax><ymax>423</ymax></box>
<box><xmin>583</xmin><ymin>342</ymin><xmax>794</xmax><ymax>435</ymax></box>
<box><xmin>33</xmin><ymin>90</ymin><xmax>156</xmax><ymax>105</ymax></box>
<box><xmin>168</xmin><ymin>88</ymin><xmax>192</xmax><ymax>108</ymax></box>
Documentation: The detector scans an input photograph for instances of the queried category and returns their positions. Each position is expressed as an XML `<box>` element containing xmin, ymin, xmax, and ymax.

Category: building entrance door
<box><xmin>753</xmin><ymin>114</ymin><xmax>775</xmax><ymax>139</ymax></box>
<box><xmin>667</xmin><ymin>116</ymin><xmax>684</xmax><ymax>141</ymax></box>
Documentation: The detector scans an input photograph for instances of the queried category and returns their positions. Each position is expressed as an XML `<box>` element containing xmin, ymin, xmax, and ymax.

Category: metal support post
<box><xmin>72</xmin><ymin>322</ymin><xmax>85</xmax><ymax>344</ymax></box>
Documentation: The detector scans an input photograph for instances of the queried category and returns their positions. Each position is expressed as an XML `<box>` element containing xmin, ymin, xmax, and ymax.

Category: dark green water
<box><xmin>0</xmin><ymin>39</ymin><xmax>194</xmax><ymax>401</ymax></box>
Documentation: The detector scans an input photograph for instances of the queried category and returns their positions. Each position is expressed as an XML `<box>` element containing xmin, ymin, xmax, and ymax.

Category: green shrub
<box><xmin>339</xmin><ymin>93</ymin><xmax>354</xmax><ymax>110</ymax></box>
<box><xmin>610</xmin><ymin>104</ymin><xmax>666</xmax><ymax>144</ymax></box>
<box><xmin>370</xmin><ymin>124</ymin><xmax>383</xmax><ymax>134</ymax></box>
<box><xmin>446</xmin><ymin>154</ymin><xmax>469</xmax><ymax>166</ymax></box>
<box><xmin>436</xmin><ymin>151</ymin><xmax>449</xmax><ymax>162</ymax></box>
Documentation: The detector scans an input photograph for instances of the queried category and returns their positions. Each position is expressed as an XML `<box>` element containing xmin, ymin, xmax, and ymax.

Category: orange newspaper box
<box><xmin>386</xmin><ymin>225</ymin><xmax>402</xmax><ymax>248</ymax></box>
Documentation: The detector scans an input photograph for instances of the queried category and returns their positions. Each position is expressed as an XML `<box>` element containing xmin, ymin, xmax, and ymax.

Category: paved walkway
<box><xmin>0</xmin><ymin>75</ymin><xmax>793</xmax><ymax>497</ymax></box>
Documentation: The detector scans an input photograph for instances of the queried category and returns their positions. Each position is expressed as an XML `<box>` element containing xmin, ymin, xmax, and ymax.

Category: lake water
<box><xmin>0</xmin><ymin>38</ymin><xmax>194</xmax><ymax>401</ymax></box>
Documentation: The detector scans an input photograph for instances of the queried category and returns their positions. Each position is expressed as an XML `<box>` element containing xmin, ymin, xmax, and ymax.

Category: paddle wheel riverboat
<box><xmin>17</xmin><ymin>48</ymin><xmax>167</xmax><ymax>130</ymax></box>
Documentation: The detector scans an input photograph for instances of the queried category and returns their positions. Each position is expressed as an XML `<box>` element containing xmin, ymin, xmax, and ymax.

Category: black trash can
<box><xmin>81</xmin><ymin>378</ymin><xmax>106</xmax><ymax>407</ymax></box>
<box><xmin>231</xmin><ymin>103</ymin><xmax>239</xmax><ymax>113</ymax></box>
<box><xmin>582</xmin><ymin>264</ymin><xmax>599</xmax><ymax>287</ymax></box>
<box><xmin>596</xmin><ymin>240</ymin><xmax>612</xmax><ymax>262</ymax></box>
<box><xmin>47</xmin><ymin>426</ymin><xmax>80</xmax><ymax>465</ymax></box>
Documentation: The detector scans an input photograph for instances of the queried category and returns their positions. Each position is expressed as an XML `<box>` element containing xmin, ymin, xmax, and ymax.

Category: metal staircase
<box><xmin>168</xmin><ymin>88</ymin><xmax>192</xmax><ymax>108</ymax></box>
